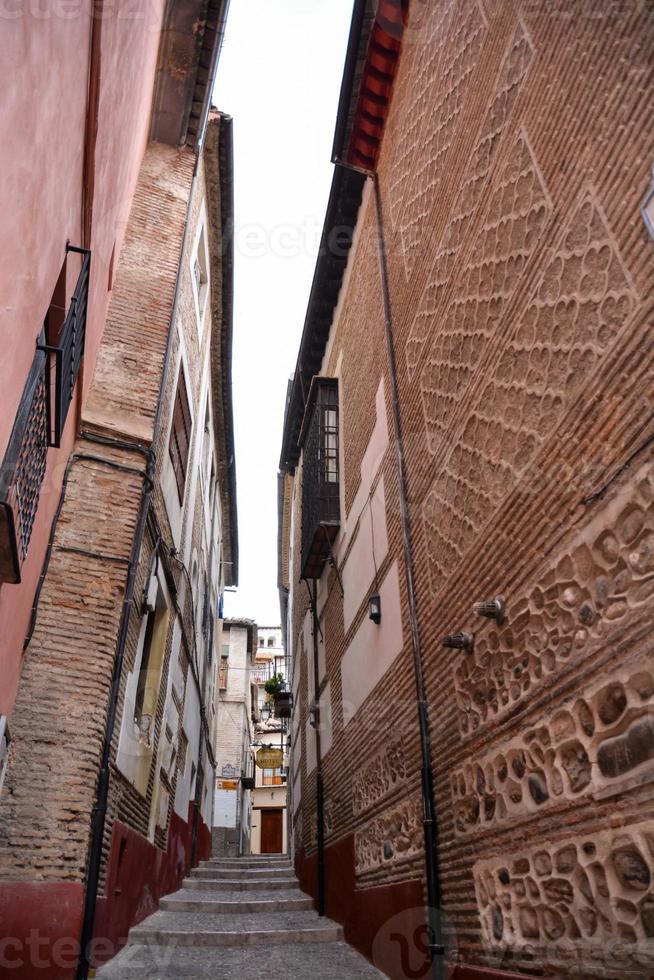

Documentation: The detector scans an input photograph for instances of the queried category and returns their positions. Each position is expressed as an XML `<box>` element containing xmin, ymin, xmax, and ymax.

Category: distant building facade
<box><xmin>0</xmin><ymin>8</ymin><xmax>236</xmax><ymax>978</ymax></box>
<box><xmin>250</xmin><ymin>626</ymin><xmax>288</xmax><ymax>855</ymax></box>
<box><xmin>279</xmin><ymin>3</ymin><xmax>654</xmax><ymax>980</ymax></box>
<box><xmin>213</xmin><ymin>618</ymin><xmax>257</xmax><ymax>858</ymax></box>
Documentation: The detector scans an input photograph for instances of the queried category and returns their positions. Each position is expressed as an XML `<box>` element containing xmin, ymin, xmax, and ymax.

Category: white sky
<box><xmin>213</xmin><ymin>0</ymin><xmax>355</xmax><ymax>625</ymax></box>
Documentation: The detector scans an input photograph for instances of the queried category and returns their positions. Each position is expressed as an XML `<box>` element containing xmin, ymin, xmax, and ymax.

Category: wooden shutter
<box><xmin>169</xmin><ymin>373</ymin><xmax>192</xmax><ymax>502</ymax></box>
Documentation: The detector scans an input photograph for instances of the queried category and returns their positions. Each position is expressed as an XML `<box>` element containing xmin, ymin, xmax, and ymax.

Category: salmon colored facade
<box><xmin>0</xmin><ymin>7</ymin><xmax>235</xmax><ymax>979</ymax></box>
<box><xmin>0</xmin><ymin>7</ymin><xmax>168</xmax><ymax>718</ymax></box>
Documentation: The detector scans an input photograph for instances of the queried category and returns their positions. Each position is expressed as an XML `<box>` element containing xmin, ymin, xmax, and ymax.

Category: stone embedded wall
<box><xmin>474</xmin><ymin>820</ymin><xmax>654</xmax><ymax>975</ymax></box>
<box><xmin>289</xmin><ymin>2</ymin><xmax>654</xmax><ymax>977</ymax></box>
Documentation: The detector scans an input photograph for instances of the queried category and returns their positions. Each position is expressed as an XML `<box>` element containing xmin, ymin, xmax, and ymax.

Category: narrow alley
<box><xmin>1</xmin><ymin>2</ymin><xmax>654</xmax><ymax>980</ymax></box>
<box><xmin>96</xmin><ymin>857</ymin><xmax>382</xmax><ymax>978</ymax></box>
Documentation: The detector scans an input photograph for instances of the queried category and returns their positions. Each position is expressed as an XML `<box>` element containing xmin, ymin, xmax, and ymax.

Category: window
<box><xmin>193</xmin><ymin>225</ymin><xmax>209</xmax><ymax>323</ymax></box>
<box><xmin>0</xmin><ymin>350</ymin><xmax>49</xmax><ymax>583</ymax></box>
<box><xmin>202</xmin><ymin>402</ymin><xmax>212</xmax><ymax>490</ymax></box>
<box><xmin>168</xmin><ymin>370</ymin><xmax>192</xmax><ymax>503</ymax></box>
<box><xmin>134</xmin><ymin>614</ymin><xmax>157</xmax><ymax>731</ymax></box>
<box><xmin>206</xmin><ymin>607</ymin><xmax>214</xmax><ymax>665</ymax></box>
<box><xmin>267</xmin><ymin>637</ymin><xmax>274</xmax><ymax>648</ymax></box>
<box><xmin>259</xmin><ymin>637</ymin><xmax>265</xmax><ymax>647</ymax></box>
<box><xmin>178</xmin><ymin>730</ymin><xmax>188</xmax><ymax>775</ymax></box>
<box><xmin>219</xmin><ymin>656</ymin><xmax>229</xmax><ymax>690</ymax></box>
<box><xmin>300</xmin><ymin>378</ymin><xmax>341</xmax><ymax>580</ymax></box>
<box><xmin>134</xmin><ymin>582</ymin><xmax>169</xmax><ymax>740</ymax></box>
<box><xmin>262</xmin><ymin>768</ymin><xmax>283</xmax><ymax>786</ymax></box>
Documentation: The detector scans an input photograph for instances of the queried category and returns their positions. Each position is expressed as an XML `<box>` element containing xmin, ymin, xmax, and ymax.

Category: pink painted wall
<box><xmin>0</xmin><ymin>3</ymin><xmax>165</xmax><ymax>718</ymax></box>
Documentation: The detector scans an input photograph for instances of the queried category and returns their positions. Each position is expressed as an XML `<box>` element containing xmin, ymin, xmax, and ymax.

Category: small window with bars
<box><xmin>168</xmin><ymin>369</ymin><xmax>192</xmax><ymax>503</ymax></box>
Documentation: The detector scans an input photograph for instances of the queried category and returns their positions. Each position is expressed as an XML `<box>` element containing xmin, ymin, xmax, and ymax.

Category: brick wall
<box><xmin>0</xmin><ymin>125</ymin><xmax>231</xmax><ymax>972</ymax></box>
<box><xmin>290</xmin><ymin>4</ymin><xmax>654</xmax><ymax>978</ymax></box>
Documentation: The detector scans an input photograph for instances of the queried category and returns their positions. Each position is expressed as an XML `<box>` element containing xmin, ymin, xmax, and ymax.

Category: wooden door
<box><xmin>260</xmin><ymin>808</ymin><xmax>283</xmax><ymax>853</ymax></box>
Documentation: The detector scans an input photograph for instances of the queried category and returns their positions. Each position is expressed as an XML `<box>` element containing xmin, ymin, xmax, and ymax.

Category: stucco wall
<box><xmin>0</xmin><ymin>3</ymin><xmax>165</xmax><ymax>720</ymax></box>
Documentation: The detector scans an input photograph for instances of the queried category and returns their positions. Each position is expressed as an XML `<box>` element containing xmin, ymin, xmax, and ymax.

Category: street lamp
<box><xmin>260</xmin><ymin>704</ymin><xmax>271</xmax><ymax>723</ymax></box>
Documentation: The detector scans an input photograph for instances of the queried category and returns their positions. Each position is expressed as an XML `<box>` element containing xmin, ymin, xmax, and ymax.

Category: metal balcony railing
<box><xmin>0</xmin><ymin>350</ymin><xmax>50</xmax><ymax>583</ymax></box>
<box><xmin>300</xmin><ymin>378</ymin><xmax>340</xmax><ymax>580</ymax></box>
<box><xmin>39</xmin><ymin>245</ymin><xmax>91</xmax><ymax>448</ymax></box>
<box><xmin>0</xmin><ymin>245</ymin><xmax>91</xmax><ymax>583</ymax></box>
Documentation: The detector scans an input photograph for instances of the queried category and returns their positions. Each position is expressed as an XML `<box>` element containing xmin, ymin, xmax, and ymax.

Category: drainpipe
<box><xmin>75</xmin><ymin>0</ymin><xmax>103</xmax><ymax>443</ymax></box>
<box><xmin>308</xmin><ymin>580</ymin><xmax>325</xmax><ymax>916</ymax></box>
<box><xmin>371</xmin><ymin>173</ymin><xmax>445</xmax><ymax>978</ymax></box>
<box><xmin>75</xmin><ymin>151</ymin><xmax>202</xmax><ymax>980</ymax></box>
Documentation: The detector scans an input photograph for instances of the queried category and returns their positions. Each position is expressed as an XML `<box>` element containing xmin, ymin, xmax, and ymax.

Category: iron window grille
<box><xmin>0</xmin><ymin>245</ymin><xmax>90</xmax><ymax>583</ymax></box>
<box><xmin>39</xmin><ymin>244</ymin><xmax>91</xmax><ymax>448</ymax></box>
<box><xmin>300</xmin><ymin>378</ymin><xmax>340</xmax><ymax>580</ymax></box>
<box><xmin>0</xmin><ymin>350</ymin><xmax>50</xmax><ymax>583</ymax></box>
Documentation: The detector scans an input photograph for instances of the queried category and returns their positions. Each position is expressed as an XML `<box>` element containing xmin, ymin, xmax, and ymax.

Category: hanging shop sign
<box><xmin>255</xmin><ymin>747</ymin><xmax>283</xmax><ymax>770</ymax></box>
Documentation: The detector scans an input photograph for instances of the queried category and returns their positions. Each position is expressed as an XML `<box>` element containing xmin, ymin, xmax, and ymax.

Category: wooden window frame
<box><xmin>168</xmin><ymin>370</ymin><xmax>192</xmax><ymax>504</ymax></box>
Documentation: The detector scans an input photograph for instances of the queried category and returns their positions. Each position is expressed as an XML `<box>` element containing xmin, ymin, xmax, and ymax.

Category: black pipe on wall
<box><xmin>372</xmin><ymin>173</ymin><xmax>445</xmax><ymax>980</ymax></box>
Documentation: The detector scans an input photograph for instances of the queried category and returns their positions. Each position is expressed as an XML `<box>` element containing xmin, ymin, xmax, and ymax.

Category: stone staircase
<box><xmin>95</xmin><ymin>855</ymin><xmax>384</xmax><ymax>978</ymax></box>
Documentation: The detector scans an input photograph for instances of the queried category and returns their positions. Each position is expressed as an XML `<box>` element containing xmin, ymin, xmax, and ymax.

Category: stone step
<box><xmin>129</xmin><ymin>909</ymin><xmax>343</xmax><ymax>947</ymax></box>
<box><xmin>95</xmin><ymin>940</ymin><xmax>385</xmax><ymax>978</ymax></box>
<box><xmin>207</xmin><ymin>855</ymin><xmax>291</xmax><ymax>864</ymax></box>
<box><xmin>191</xmin><ymin>865</ymin><xmax>296</xmax><ymax>880</ymax></box>
<box><xmin>202</xmin><ymin>858</ymin><xmax>291</xmax><ymax>870</ymax></box>
<box><xmin>160</xmin><ymin>889</ymin><xmax>313</xmax><ymax>913</ymax></box>
<box><xmin>183</xmin><ymin>876</ymin><xmax>298</xmax><ymax>892</ymax></box>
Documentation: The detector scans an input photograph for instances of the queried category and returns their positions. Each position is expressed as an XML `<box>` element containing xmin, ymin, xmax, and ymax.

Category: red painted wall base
<box><xmin>0</xmin><ymin>803</ymin><xmax>211</xmax><ymax>979</ymax></box>
<box><xmin>0</xmin><ymin>882</ymin><xmax>84</xmax><ymax>980</ymax></box>
<box><xmin>93</xmin><ymin>803</ymin><xmax>211</xmax><ymax>968</ymax></box>
<box><xmin>295</xmin><ymin>836</ymin><xmax>532</xmax><ymax>980</ymax></box>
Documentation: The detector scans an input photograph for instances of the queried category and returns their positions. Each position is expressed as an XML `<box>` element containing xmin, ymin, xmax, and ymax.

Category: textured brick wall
<box><xmin>0</xmin><ymin>141</ymin><xmax>201</xmax><ymax>887</ymax></box>
<box><xmin>0</xmin><ymin>447</ymin><xmax>146</xmax><ymax>881</ymax></box>
<box><xmin>291</xmin><ymin>4</ymin><xmax>654</xmax><ymax>978</ymax></box>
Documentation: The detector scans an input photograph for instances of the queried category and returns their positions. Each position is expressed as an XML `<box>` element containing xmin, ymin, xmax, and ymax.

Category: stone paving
<box><xmin>96</xmin><ymin>855</ymin><xmax>385</xmax><ymax>979</ymax></box>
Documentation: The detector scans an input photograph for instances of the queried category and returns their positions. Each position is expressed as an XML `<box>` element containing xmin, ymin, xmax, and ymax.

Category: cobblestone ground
<box><xmin>96</xmin><ymin>856</ymin><xmax>384</xmax><ymax>979</ymax></box>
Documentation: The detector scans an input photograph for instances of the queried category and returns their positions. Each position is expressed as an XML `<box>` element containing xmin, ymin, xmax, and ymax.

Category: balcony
<box><xmin>0</xmin><ymin>245</ymin><xmax>90</xmax><ymax>583</ymax></box>
<box><xmin>40</xmin><ymin>245</ymin><xmax>91</xmax><ymax>448</ymax></box>
<box><xmin>300</xmin><ymin>378</ymin><xmax>340</xmax><ymax>580</ymax></box>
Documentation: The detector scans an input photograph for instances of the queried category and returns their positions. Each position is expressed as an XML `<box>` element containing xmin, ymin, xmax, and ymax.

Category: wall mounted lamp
<box><xmin>368</xmin><ymin>592</ymin><xmax>382</xmax><ymax>625</ymax></box>
<box><xmin>473</xmin><ymin>595</ymin><xmax>505</xmax><ymax>625</ymax></box>
<box><xmin>260</xmin><ymin>704</ymin><xmax>271</xmax><ymax>723</ymax></box>
<box><xmin>442</xmin><ymin>631</ymin><xmax>475</xmax><ymax>654</ymax></box>
<box><xmin>309</xmin><ymin>703</ymin><xmax>319</xmax><ymax>729</ymax></box>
